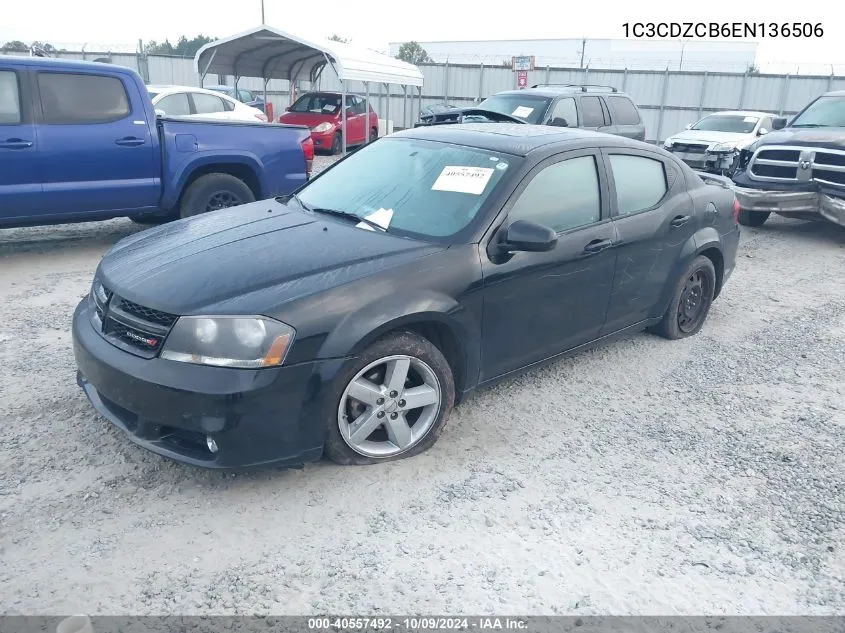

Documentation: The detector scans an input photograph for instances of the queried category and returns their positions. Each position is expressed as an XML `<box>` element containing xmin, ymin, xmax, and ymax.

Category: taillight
<box><xmin>732</xmin><ymin>198</ymin><xmax>741</xmax><ymax>224</ymax></box>
<box><xmin>301</xmin><ymin>136</ymin><xmax>314</xmax><ymax>178</ymax></box>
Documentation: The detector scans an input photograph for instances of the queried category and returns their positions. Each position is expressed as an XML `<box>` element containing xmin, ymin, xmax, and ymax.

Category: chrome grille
<box><xmin>748</xmin><ymin>145</ymin><xmax>845</xmax><ymax>185</ymax></box>
<box><xmin>671</xmin><ymin>143</ymin><xmax>709</xmax><ymax>154</ymax></box>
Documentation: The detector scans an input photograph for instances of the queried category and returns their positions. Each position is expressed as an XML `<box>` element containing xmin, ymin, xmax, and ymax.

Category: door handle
<box><xmin>115</xmin><ymin>137</ymin><xmax>145</xmax><ymax>147</ymax></box>
<box><xmin>584</xmin><ymin>238</ymin><xmax>614</xmax><ymax>254</ymax></box>
<box><xmin>670</xmin><ymin>215</ymin><xmax>691</xmax><ymax>228</ymax></box>
<box><xmin>0</xmin><ymin>138</ymin><xmax>33</xmax><ymax>149</ymax></box>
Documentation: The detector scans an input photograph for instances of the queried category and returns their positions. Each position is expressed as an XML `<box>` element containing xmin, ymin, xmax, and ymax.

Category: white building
<box><xmin>388</xmin><ymin>38</ymin><xmax>759</xmax><ymax>72</ymax></box>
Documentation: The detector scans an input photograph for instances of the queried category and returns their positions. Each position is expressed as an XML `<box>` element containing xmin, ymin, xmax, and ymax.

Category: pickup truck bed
<box><xmin>0</xmin><ymin>56</ymin><xmax>311</xmax><ymax>228</ymax></box>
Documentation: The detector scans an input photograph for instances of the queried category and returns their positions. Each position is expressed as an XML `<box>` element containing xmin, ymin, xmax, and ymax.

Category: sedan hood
<box><xmin>278</xmin><ymin>112</ymin><xmax>337</xmax><ymax>127</ymax></box>
<box><xmin>98</xmin><ymin>200</ymin><xmax>445</xmax><ymax>315</ymax></box>
<box><xmin>667</xmin><ymin>130</ymin><xmax>753</xmax><ymax>146</ymax></box>
<box><xmin>751</xmin><ymin>126</ymin><xmax>845</xmax><ymax>149</ymax></box>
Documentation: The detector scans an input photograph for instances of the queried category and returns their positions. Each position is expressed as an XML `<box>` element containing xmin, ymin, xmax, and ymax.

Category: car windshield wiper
<box><xmin>791</xmin><ymin>123</ymin><xmax>828</xmax><ymax>128</ymax></box>
<box><xmin>310</xmin><ymin>207</ymin><xmax>387</xmax><ymax>232</ymax></box>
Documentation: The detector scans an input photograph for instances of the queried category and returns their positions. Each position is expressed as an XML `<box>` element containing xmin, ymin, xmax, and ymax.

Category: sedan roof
<box><xmin>393</xmin><ymin>123</ymin><xmax>649</xmax><ymax>157</ymax></box>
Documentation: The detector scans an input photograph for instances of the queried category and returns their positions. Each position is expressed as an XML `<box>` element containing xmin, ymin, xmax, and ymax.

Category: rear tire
<box><xmin>369</xmin><ymin>127</ymin><xmax>378</xmax><ymax>143</ymax></box>
<box><xmin>324</xmin><ymin>331</ymin><xmax>455</xmax><ymax>466</ymax></box>
<box><xmin>178</xmin><ymin>173</ymin><xmax>254</xmax><ymax>219</ymax></box>
<box><xmin>738</xmin><ymin>209</ymin><xmax>770</xmax><ymax>227</ymax></box>
<box><xmin>650</xmin><ymin>256</ymin><xmax>717</xmax><ymax>340</ymax></box>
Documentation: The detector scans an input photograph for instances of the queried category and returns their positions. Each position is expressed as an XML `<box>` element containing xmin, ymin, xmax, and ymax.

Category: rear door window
<box><xmin>580</xmin><ymin>96</ymin><xmax>605</xmax><ymax>127</ymax></box>
<box><xmin>0</xmin><ymin>71</ymin><xmax>22</xmax><ymax>124</ymax></box>
<box><xmin>606</xmin><ymin>96</ymin><xmax>642</xmax><ymax>125</ymax></box>
<box><xmin>609</xmin><ymin>154</ymin><xmax>668</xmax><ymax>217</ymax></box>
<box><xmin>37</xmin><ymin>72</ymin><xmax>130</xmax><ymax>124</ymax></box>
<box><xmin>192</xmin><ymin>93</ymin><xmax>228</xmax><ymax>114</ymax></box>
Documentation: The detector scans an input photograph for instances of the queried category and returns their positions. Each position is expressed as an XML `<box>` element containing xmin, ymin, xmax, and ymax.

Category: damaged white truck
<box><xmin>730</xmin><ymin>90</ymin><xmax>845</xmax><ymax>228</ymax></box>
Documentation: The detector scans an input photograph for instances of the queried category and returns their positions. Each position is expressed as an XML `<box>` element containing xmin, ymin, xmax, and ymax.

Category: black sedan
<box><xmin>72</xmin><ymin>124</ymin><xmax>741</xmax><ymax>469</ymax></box>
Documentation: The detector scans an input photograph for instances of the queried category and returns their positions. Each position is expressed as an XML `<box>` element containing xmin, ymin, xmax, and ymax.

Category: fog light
<box><xmin>206</xmin><ymin>436</ymin><xmax>219</xmax><ymax>454</ymax></box>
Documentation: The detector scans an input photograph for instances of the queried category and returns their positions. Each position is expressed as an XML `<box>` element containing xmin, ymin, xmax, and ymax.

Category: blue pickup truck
<box><xmin>0</xmin><ymin>56</ymin><xmax>312</xmax><ymax>227</ymax></box>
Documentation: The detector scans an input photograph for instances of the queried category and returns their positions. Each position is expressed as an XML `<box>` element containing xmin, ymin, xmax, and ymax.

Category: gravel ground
<box><xmin>1</xmin><ymin>170</ymin><xmax>844</xmax><ymax>615</ymax></box>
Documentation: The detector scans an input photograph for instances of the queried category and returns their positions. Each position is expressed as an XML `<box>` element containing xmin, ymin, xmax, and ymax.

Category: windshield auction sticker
<box><xmin>432</xmin><ymin>166</ymin><xmax>494</xmax><ymax>195</ymax></box>
<box><xmin>512</xmin><ymin>106</ymin><xmax>534</xmax><ymax>118</ymax></box>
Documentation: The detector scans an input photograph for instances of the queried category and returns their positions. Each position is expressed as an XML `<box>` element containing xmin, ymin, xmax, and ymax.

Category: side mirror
<box><xmin>758</xmin><ymin>128</ymin><xmax>769</xmax><ymax>136</ymax></box>
<box><xmin>154</xmin><ymin>108</ymin><xmax>165</xmax><ymax>117</ymax></box>
<box><xmin>772</xmin><ymin>117</ymin><xmax>787</xmax><ymax>130</ymax></box>
<box><xmin>496</xmin><ymin>220</ymin><xmax>557</xmax><ymax>254</ymax></box>
<box><xmin>549</xmin><ymin>117</ymin><xmax>569</xmax><ymax>128</ymax></box>
<box><xmin>684</xmin><ymin>123</ymin><xmax>692</xmax><ymax>130</ymax></box>
<box><xmin>284</xmin><ymin>106</ymin><xmax>291</xmax><ymax>112</ymax></box>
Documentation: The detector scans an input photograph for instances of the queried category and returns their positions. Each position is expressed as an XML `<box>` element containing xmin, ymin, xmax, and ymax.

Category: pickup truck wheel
<box><xmin>324</xmin><ymin>331</ymin><xmax>455</xmax><ymax>465</ymax></box>
<box><xmin>738</xmin><ymin>209</ymin><xmax>770</xmax><ymax>227</ymax></box>
<box><xmin>649</xmin><ymin>256</ymin><xmax>716</xmax><ymax>340</ymax></box>
<box><xmin>179</xmin><ymin>173</ymin><xmax>255</xmax><ymax>219</ymax></box>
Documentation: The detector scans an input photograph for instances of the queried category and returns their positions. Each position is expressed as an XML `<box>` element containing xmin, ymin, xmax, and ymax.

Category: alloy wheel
<box><xmin>206</xmin><ymin>191</ymin><xmax>242</xmax><ymax>212</ymax></box>
<box><xmin>337</xmin><ymin>355</ymin><xmax>442</xmax><ymax>458</ymax></box>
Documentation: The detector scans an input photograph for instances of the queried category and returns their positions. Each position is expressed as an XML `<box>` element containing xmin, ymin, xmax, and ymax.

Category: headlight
<box><xmin>710</xmin><ymin>142</ymin><xmax>738</xmax><ymax>153</ymax></box>
<box><xmin>160</xmin><ymin>316</ymin><xmax>295</xmax><ymax>368</ymax></box>
<box><xmin>312</xmin><ymin>122</ymin><xmax>334</xmax><ymax>133</ymax></box>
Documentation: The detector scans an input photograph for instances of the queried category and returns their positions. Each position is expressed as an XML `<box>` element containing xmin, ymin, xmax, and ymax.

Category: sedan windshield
<box><xmin>290</xmin><ymin>93</ymin><xmax>341</xmax><ymax>114</ymax></box>
<box><xmin>790</xmin><ymin>96</ymin><xmax>845</xmax><ymax>127</ymax></box>
<box><xmin>476</xmin><ymin>95</ymin><xmax>551</xmax><ymax>124</ymax></box>
<box><xmin>692</xmin><ymin>115</ymin><xmax>759</xmax><ymax>133</ymax></box>
<box><xmin>296</xmin><ymin>138</ymin><xmax>516</xmax><ymax>241</ymax></box>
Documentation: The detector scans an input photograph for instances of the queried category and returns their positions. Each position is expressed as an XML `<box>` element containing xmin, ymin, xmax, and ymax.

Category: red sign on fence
<box><xmin>517</xmin><ymin>70</ymin><xmax>528</xmax><ymax>89</ymax></box>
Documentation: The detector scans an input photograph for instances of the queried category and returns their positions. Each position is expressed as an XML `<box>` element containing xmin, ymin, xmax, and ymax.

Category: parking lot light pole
<box><xmin>365</xmin><ymin>81</ymin><xmax>370</xmax><ymax>144</ymax></box>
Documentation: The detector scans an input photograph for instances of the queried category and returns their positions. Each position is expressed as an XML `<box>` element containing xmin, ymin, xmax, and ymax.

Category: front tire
<box><xmin>179</xmin><ymin>173</ymin><xmax>255</xmax><ymax>219</ymax></box>
<box><xmin>330</xmin><ymin>132</ymin><xmax>342</xmax><ymax>155</ymax></box>
<box><xmin>738</xmin><ymin>209</ymin><xmax>770</xmax><ymax>227</ymax></box>
<box><xmin>650</xmin><ymin>256</ymin><xmax>717</xmax><ymax>340</ymax></box>
<box><xmin>324</xmin><ymin>331</ymin><xmax>455</xmax><ymax>465</ymax></box>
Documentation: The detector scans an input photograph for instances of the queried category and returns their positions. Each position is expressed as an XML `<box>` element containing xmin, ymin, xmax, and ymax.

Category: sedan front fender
<box><xmin>317</xmin><ymin>289</ymin><xmax>482</xmax><ymax>393</ymax></box>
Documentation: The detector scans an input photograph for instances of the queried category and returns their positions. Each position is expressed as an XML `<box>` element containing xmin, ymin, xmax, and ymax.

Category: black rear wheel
<box><xmin>330</xmin><ymin>132</ymin><xmax>342</xmax><ymax>155</ymax></box>
<box><xmin>179</xmin><ymin>173</ymin><xmax>254</xmax><ymax>219</ymax></box>
<box><xmin>738</xmin><ymin>209</ymin><xmax>770</xmax><ymax>227</ymax></box>
<box><xmin>650</xmin><ymin>256</ymin><xmax>717</xmax><ymax>340</ymax></box>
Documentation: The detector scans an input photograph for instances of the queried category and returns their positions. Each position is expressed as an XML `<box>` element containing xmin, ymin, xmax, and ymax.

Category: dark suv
<box><xmin>418</xmin><ymin>84</ymin><xmax>646</xmax><ymax>142</ymax></box>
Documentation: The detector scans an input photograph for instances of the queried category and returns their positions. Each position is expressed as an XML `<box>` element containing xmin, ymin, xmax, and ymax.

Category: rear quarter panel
<box><xmin>159</xmin><ymin>119</ymin><xmax>310</xmax><ymax>208</ymax></box>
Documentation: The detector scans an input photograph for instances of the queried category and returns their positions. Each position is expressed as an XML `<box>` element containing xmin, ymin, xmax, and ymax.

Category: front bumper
<box><xmin>733</xmin><ymin>186</ymin><xmax>845</xmax><ymax>226</ymax></box>
<box><xmin>666</xmin><ymin>148</ymin><xmax>737</xmax><ymax>173</ymax></box>
<box><xmin>72</xmin><ymin>300</ymin><xmax>342</xmax><ymax>469</ymax></box>
<box><xmin>310</xmin><ymin>129</ymin><xmax>337</xmax><ymax>150</ymax></box>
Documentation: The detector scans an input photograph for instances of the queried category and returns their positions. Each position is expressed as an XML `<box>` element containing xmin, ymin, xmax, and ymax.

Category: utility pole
<box><xmin>579</xmin><ymin>38</ymin><xmax>586</xmax><ymax>68</ymax></box>
<box><xmin>260</xmin><ymin>0</ymin><xmax>265</xmax><ymax>24</ymax></box>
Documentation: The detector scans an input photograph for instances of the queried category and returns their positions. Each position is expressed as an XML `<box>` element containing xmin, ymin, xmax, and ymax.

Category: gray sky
<box><xmin>1</xmin><ymin>0</ymin><xmax>841</xmax><ymax>73</ymax></box>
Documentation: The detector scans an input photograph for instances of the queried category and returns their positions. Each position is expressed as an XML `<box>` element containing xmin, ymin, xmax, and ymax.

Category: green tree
<box><xmin>145</xmin><ymin>35</ymin><xmax>215</xmax><ymax>57</ymax></box>
<box><xmin>395</xmin><ymin>41</ymin><xmax>431</xmax><ymax>65</ymax></box>
<box><xmin>2</xmin><ymin>40</ymin><xmax>30</xmax><ymax>52</ymax></box>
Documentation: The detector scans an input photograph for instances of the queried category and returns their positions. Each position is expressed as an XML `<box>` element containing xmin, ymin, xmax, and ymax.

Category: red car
<box><xmin>278</xmin><ymin>91</ymin><xmax>379</xmax><ymax>155</ymax></box>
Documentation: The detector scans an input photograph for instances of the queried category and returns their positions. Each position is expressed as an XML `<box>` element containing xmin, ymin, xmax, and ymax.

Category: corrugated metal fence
<box><xmin>5</xmin><ymin>50</ymin><xmax>844</xmax><ymax>142</ymax></box>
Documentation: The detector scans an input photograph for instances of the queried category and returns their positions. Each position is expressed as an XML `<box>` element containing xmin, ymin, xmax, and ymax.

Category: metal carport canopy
<box><xmin>194</xmin><ymin>26</ymin><xmax>424</xmax><ymax>154</ymax></box>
